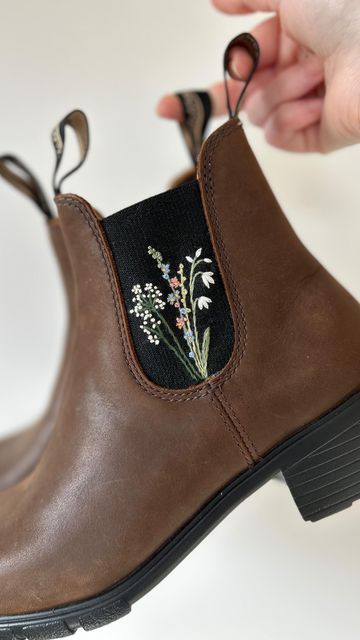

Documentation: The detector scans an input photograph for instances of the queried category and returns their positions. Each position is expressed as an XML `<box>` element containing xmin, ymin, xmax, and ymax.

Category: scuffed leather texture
<box><xmin>0</xmin><ymin>119</ymin><xmax>359</xmax><ymax>616</ymax></box>
<box><xmin>0</xmin><ymin>220</ymin><xmax>73</xmax><ymax>490</ymax></box>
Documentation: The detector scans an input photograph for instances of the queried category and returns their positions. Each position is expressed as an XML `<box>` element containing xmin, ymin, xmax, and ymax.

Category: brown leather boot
<box><xmin>0</xmin><ymin>35</ymin><xmax>359</xmax><ymax>639</ymax></box>
<box><xmin>0</xmin><ymin>111</ymin><xmax>88</xmax><ymax>490</ymax></box>
<box><xmin>0</xmin><ymin>155</ymin><xmax>73</xmax><ymax>490</ymax></box>
<box><xmin>0</xmin><ymin>104</ymin><xmax>206</xmax><ymax>491</ymax></box>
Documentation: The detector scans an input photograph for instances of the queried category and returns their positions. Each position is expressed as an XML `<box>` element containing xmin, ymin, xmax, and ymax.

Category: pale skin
<box><xmin>157</xmin><ymin>0</ymin><xmax>360</xmax><ymax>153</ymax></box>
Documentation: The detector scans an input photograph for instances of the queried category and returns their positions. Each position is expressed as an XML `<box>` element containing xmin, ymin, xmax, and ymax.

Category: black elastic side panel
<box><xmin>102</xmin><ymin>180</ymin><xmax>234</xmax><ymax>389</ymax></box>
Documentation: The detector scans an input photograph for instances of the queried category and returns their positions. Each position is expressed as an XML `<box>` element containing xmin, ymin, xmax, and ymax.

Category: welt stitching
<box><xmin>210</xmin><ymin>394</ymin><xmax>252</xmax><ymax>466</ymax></box>
<box><xmin>59</xmin><ymin>198</ymin><xmax>213</xmax><ymax>403</ymax></box>
<box><xmin>216</xmin><ymin>387</ymin><xmax>258</xmax><ymax>462</ymax></box>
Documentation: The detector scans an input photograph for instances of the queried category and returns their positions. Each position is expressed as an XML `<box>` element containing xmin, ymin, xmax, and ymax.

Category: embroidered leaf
<box><xmin>201</xmin><ymin>327</ymin><xmax>211</xmax><ymax>371</ymax></box>
<box><xmin>185</xmin><ymin>256</ymin><xmax>193</xmax><ymax>263</ymax></box>
<box><xmin>195</xmin><ymin>248</ymin><xmax>202</xmax><ymax>258</ymax></box>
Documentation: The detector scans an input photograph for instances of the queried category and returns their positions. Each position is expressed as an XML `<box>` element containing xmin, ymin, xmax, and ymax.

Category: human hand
<box><xmin>157</xmin><ymin>0</ymin><xmax>360</xmax><ymax>153</ymax></box>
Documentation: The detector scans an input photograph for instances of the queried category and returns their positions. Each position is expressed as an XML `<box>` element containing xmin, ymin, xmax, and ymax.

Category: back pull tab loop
<box><xmin>0</xmin><ymin>155</ymin><xmax>53</xmax><ymax>218</ymax></box>
<box><xmin>52</xmin><ymin>109</ymin><xmax>89</xmax><ymax>195</ymax></box>
<box><xmin>176</xmin><ymin>91</ymin><xmax>212</xmax><ymax>165</ymax></box>
<box><xmin>223</xmin><ymin>33</ymin><xmax>260</xmax><ymax>119</ymax></box>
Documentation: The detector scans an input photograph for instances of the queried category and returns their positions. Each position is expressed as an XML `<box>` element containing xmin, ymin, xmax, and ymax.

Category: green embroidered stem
<box><xmin>188</xmin><ymin>261</ymin><xmax>204</xmax><ymax>374</ymax></box>
<box><xmin>189</xmin><ymin>259</ymin><xmax>209</xmax><ymax>378</ymax></box>
<box><xmin>178</xmin><ymin>263</ymin><xmax>204</xmax><ymax>376</ymax></box>
<box><xmin>150</xmin><ymin>306</ymin><xmax>201</xmax><ymax>380</ymax></box>
<box><xmin>145</xmin><ymin>320</ymin><xmax>201</xmax><ymax>382</ymax></box>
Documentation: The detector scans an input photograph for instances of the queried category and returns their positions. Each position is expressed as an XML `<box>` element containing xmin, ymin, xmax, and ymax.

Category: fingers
<box><xmin>232</xmin><ymin>15</ymin><xmax>280</xmax><ymax>73</ymax></box>
<box><xmin>211</xmin><ymin>68</ymin><xmax>276</xmax><ymax>116</ymax></box>
<box><xmin>156</xmin><ymin>15</ymin><xmax>281</xmax><ymax>123</ymax></box>
<box><xmin>156</xmin><ymin>95</ymin><xmax>184</xmax><ymax>122</ymax></box>
<box><xmin>212</xmin><ymin>0</ymin><xmax>279</xmax><ymax>14</ymax></box>
<box><xmin>264</xmin><ymin>98</ymin><xmax>323</xmax><ymax>152</ymax></box>
<box><xmin>245</xmin><ymin>55</ymin><xmax>324</xmax><ymax>126</ymax></box>
<box><xmin>155</xmin><ymin>67</ymin><xmax>276</xmax><ymax>123</ymax></box>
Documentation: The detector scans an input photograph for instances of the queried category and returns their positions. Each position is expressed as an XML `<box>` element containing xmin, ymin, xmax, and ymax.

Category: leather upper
<box><xmin>0</xmin><ymin>120</ymin><xmax>359</xmax><ymax>614</ymax></box>
<box><xmin>0</xmin><ymin>220</ymin><xmax>73</xmax><ymax>490</ymax></box>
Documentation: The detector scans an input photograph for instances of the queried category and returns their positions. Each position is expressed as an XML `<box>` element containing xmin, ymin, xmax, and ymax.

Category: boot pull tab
<box><xmin>176</xmin><ymin>91</ymin><xmax>212</xmax><ymax>164</ymax></box>
<box><xmin>224</xmin><ymin>33</ymin><xmax>260</xmax><ymax>119</ymax></box>
<box><xmin>0</xmin><ymin>155</ymin><xmax>53</xmax><ymax>219</ymax></box>
<box><xmin>51</xmin><ymin>109</ymin><xmax>89</xmax><ymax>195</ymax></box>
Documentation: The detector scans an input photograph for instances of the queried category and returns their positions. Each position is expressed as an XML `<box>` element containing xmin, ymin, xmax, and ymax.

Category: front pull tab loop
<box><xmin>176</xmin><ymin>91</ymin><xmax>212</xmax><ymax>165</ymax></box>
<box><xmin>223</xmin><ymin>33</ymin><xmax>260</xmax><ymax>119</ymax></box>
<box><xmin>0</xmin><ymin>155</ymin><xmax>53</xmax><ymax>218</ymax></box>
<box><xmin>52</xmin><ymin>109</ymin><xmax>89</xmax><ymax>195</ymax></box>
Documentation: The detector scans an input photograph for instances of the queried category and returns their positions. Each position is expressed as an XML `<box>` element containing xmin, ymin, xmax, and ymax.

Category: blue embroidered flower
<box><xmin>161</xmin><ymin>263</ymin><xmax>170</xmax><ymax>280</ymax></box>
<box><xmin>189</xmin><ymin>351</ymin><xmax>195</xmax><ymax>359</ymax></box>
<box><xmin>167</xmin><ymin>292</ymin><xmax>179</xmax><ymax>305</ymax></box>
<box><xmin>179</xmin><ymin>307</ymin><xmax>187</xmax><ymax>316</ymax></box>
<box><xmin>184</xmin><ymin>330</ymin><xmax>194</xmax><ymax>342</ymax></box>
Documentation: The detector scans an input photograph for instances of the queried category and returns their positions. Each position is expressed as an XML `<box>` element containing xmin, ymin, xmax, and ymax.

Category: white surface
<box><xmin>0</xmin><ymin>1</ymin><xmax>359</xmax><ymax>638</ymax></box>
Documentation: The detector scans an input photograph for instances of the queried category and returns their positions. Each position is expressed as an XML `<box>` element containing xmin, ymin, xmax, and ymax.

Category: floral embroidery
<box><xmin>129</xmin><ymin>246</ymin><xmax>215</xmax><ymax>383</ymax></box>
<box><xmin>170</xmin><ymin>276</ymin><xmax>180</xmax><ymax>289</ymax></box>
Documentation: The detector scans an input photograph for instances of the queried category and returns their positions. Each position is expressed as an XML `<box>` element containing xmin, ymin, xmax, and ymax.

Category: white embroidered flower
<box><xmin>198</xmin><ymin>296</ymin><xmax>212</xmax><ymax>310</ymax></box>
<box><xmin>201</xmin><ymin>272</ymin><xmax>215</xmax><ymax>288</ymax></box>
<box><xmin>132</xmin><ymin>284</ymin><xmax>141</xmax><ymax>294</ymax></box>
<box><xmin>204</xmin><ymin>258</ymin><xmax>212</xmax><ymax>263</ymax></box>
<box><xmin>129</xmin><ymin>283</ymin><xmax>165</xmax><ymax>329</ymax></box>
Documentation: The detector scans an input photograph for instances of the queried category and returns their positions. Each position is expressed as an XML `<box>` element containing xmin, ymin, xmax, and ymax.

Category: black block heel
<box><xmin>283</xmin><ymin>412</ymin><xmax>360</xmax><ymax>522</ymax></box>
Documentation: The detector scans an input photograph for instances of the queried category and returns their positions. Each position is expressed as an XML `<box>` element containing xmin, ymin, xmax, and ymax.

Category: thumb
<box><xmin>212</xmin><ymin>0</ymin><xmax>280</xmax><ymax>14</ymax></box>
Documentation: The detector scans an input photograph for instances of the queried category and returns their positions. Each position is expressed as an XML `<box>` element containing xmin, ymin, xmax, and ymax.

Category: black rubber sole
<box><xmin>1</xmin><ymin>392</ymin><xmax>360</xmax><ymax>640</ymax></box>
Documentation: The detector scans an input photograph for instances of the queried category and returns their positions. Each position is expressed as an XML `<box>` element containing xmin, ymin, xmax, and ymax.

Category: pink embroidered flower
<box><xmin>170</xmin><ymin>277</ymin><xmax>180</xmax><ymax>289</ymax></box>
<box><xmin>176</xmin><ymin>317</ymin><xmax>185</xmax><ymax>329</ymax></box>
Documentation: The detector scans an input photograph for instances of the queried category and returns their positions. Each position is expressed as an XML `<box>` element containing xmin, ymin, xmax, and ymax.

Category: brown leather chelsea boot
<box><xmin>0</xmin><ymin>35</ymin><xmax>359</xmax><ymax>640</ymax></box>
<box><xmin>0</xmin><ymin>104</ymin><xmax>204</xmax><ymax>492</ymax></box>
<box><xmin>0</xmin><ymin>111</ymin><xmax>88</xmax><ymax>490</ymax></box>
<box><xmin>0</xmin><ymin>155</ymin><xmax>73</xmax><ymax>490</ymax></box>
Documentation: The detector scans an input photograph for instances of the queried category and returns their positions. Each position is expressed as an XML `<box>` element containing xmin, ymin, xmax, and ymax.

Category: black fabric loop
<box><xmin>176</xmin><ymin>91</ymin><xmax>212</xmax><ymax>164</ymax></box>
<box><xmin>51</xmin><ymin>109</ymin><xmax>90</xmax><ymax>195</ymax></box>
<box><xmin>0</xmin><ymin>154</ymin><xmax>53</xmax><ymax>218</ymax></box>
<box><xmin>223</xmin><ymin>33</ymin><xmax>260</xmax><ymax>119</ymax></box>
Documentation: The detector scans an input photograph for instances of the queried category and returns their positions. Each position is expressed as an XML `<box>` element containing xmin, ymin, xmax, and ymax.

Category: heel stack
<box><xmin>283</xmin><ymin>418</ymin><xmax>360</xmax><ymax>522</ymax></box>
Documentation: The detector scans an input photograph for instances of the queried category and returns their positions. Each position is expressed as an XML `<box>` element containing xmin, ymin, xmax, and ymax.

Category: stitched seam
<box><xmin>59</xmin><ymin>197</ymin><xmax>217</xmax><ymax>402</ymax></box>
<box><xmin>200</xmin><ymin>121</ymin><xmax>248</xmax><ymax>383</ymax></box>
<box><xmin>200</xmin><ymin>121</ymin><xmax>259</xmax><ymax>456</ymax></box>
<box><xmin>216</xmin><ymin>387</ymin><xmax>258</xmax><ymax>463</ymax></box>
<box><xmin>210</xmin><ymin>394</ymin><xmax>252</xmax><ymax>466</ymax></box>
<box><xmin>57</xmin><ymin>123</ymin><xmax>249</xmax><ymax>403</ymax></box>
<box><xmin>214</xmin><ymin>388</ymin><xmax>253</xmax><ymax>464</ymax></box>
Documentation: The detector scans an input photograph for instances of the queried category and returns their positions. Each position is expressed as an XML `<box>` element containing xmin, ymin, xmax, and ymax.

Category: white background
<box><xmin>0</xmin><ymin>1</ymin><xmax>359</xmax><ymax>638</ymax></box>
